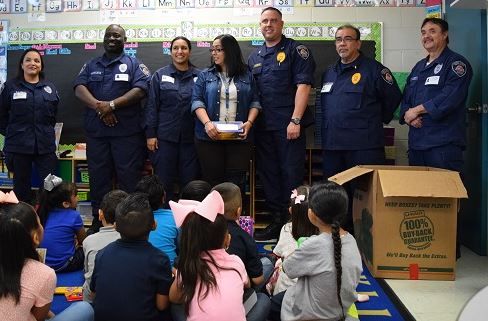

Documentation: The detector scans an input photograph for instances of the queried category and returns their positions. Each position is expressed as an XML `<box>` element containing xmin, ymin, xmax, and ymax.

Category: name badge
<box><xmin>13</xmin><ymin>91</ymin><xmax>27</xmax><ymax>100</ymax></box>
<box><xmin>321</xmin><ymin>82</ymin><xmax>333</xmax><ymax>93</ymax></box>
<box><xmin>425</xmin><ymin>76</ymin><xmax>440</xmax><ymax>85</ymax></box>
<box><xmin>161</xmin><ymin>75</ymin><xmax>175</xmax><ymax>83</ymax></box>
<box><xmin>114</xmin><ymin>74</ymin><xmax>129</xmax><ymax>81</ymax></box>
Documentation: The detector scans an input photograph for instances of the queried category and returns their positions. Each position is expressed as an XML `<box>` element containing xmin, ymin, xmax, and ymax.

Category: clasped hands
<box><xmin>404</xmin><ymin>104</ymin><xmax>424</xmax><ymax>129</ymax></box>
<box><xmin>95</xmin><ymin>101</ymin><xmax>118</xmax><ymax>127</ymax></box>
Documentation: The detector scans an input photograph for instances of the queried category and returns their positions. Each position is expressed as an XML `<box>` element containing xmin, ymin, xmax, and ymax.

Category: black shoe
<box><xmin>254</xmin><ymin>221</ymin><xmax>282</xmax><ymax>242</ymax></box>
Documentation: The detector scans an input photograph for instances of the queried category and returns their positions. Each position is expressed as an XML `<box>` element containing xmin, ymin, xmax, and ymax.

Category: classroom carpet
<box><xmin>257</xmin><ymin>241</ymin><xmax>415</xmax><ymax>321</ymax></box>
<box><xmin>52</xmin><ymin>245</ymin><xmax>415</xmax><ymax>321</ymax></box>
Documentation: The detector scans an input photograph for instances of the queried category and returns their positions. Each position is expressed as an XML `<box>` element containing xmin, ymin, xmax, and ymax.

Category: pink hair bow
<box><xmin>0</xmin><ymin>191</ymin><xmax>19</xmax><ymax>204</ymax></box>
<box><xmin>291</xmin><ymin>189</ymin><xmax>305</xmax><ymax>205</ymax></box>
<box><xmin>169</xmin><ymin>191</ymin><xmax>225</xmax><ymax>227</ymax></box>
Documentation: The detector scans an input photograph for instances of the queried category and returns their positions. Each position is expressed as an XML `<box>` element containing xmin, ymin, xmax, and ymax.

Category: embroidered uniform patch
<box><xmin>434</xmin><ymin>64</ymin><xmax>443</xmax><ymax>74</ymax></box>
<box><xmin>381</xmin><ymin>68</ymin><xmax>394</xmax><ymax>85</ymax></box>
<box><xmin>452</xmin><ymin>61</ymin><xmax>467</xmax><ymax>77</ymax></box>
<box><xmin>43</xmin><ymin>86</ymin><xmax>52</xmax><ymax>94</ymax></box>
<box><xmin>139</xmin><ymin>64</ymin><xmax>150</xmax><ymax>77</ymax></box>
<box><xmin>296</xmin><ymin>45</ymin><xmax>309</xmax><ymax>60</ymax></box>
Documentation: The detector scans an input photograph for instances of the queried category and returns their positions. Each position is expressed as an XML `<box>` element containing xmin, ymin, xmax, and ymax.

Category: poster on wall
<box><xmin>0</xmin><ymin>20</ymin><xmax>8</xmax><ymax>92</ymax></box>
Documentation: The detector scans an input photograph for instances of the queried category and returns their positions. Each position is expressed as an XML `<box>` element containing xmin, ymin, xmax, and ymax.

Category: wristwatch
<box><xmin>290</xmin><ymin>117</ymin><xmax>301</xmax><ymax>125</ymax></box>
<box><xmin>109</xmin><ymin>100</ymin><xmax>116</xmax><ymax>111</ymax></box>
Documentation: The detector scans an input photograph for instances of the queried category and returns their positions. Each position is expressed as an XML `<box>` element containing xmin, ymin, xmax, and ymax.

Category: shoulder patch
<box><xmin>78</xmin><ymin>63</ymin><xmax>86</xmax><ymax>75</ymax></box>
<box><xmin>139</xmin><ymin>64</ymin><xmax>150</xmax><ymax>77</ymax></box>
<box><xmin>381</xmin><ymin>68</ymin><xmax>394</xmax><ymax>85</ymax></box>
<box><xmin>451</xmin><ymin>61</ymin><xmax>467</xmax><ymax>77</ymax></box>
<box><xmin>296</xmin><ymin>45</ymin><xmax>309</xmax><ymax>60</ymax></box>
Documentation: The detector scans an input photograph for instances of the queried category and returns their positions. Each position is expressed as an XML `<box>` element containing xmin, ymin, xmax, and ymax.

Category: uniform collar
<box><xmin>422</xmin><ymin>46</ymin><xmax>452</xmax><ymax>71</ymax></box>
<box><xmin>334</xmin><ymin>51</ymin><xmax>364</xmax><ymax>72</ymax></box>
<box><xmin>258</xmin><ymin>35</ymin><xmax>287</xmax><ymax>57</ymax></box>
<box><xmin>100</xmin><ymin>52</ymin><xmax>125</xmax><ymax>66</ymax></box>
<box><xmin>16</xmin><ymin>78</ymin><xmax>49</xmax><ymax>89</ymax></box>
<box><xmin>169</xmin><ymin>63</ymin><xmax>197</xmax><ymax>79</ymax></box>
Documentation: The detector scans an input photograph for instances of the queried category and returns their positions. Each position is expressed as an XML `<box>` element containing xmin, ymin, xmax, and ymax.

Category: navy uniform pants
<box><xmin>150</xmin><ymin>140</ymin><xmax>199</xmax><ymax>203</ymax></box>
<box><xmin>408</xmin><ymin>144</ymin><xmax>464</xmax><ymax>174</ymax></box>
<box><xmin>322</xmin><ymin>148</ymin><xmax>386</xmax><ymax>232</ymax></box>
<box><xmin>86</xmin><ymin>134</ymin><xmax>146</xmax><ymax>218</ymax></box>
<box><xmin>255</xmin><ymin>129</ymin><xmax>306</xmax><ymax>216</ymax></box>
<box><xmin>6</xmin><ymin>152</ymin><xmax>57</xmax><ymax>203</ymax></box>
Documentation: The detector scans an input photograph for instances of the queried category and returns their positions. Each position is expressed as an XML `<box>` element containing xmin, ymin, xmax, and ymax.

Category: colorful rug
<box><xmin>257</xmin><ymin>241</ymin><xmax>414</xmax><ymax>321</ymax></box>
<box><xmin>52</xmin><ymin>270</ymin><xmax>84</xmax><ymax>314</ymax></box>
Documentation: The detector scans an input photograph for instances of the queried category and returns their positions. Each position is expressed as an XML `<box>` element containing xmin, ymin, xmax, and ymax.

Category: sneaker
<box><xmin>254</xmin><ymin>221</ymin><xmax>282</xmax><ymax>242</ymax></box>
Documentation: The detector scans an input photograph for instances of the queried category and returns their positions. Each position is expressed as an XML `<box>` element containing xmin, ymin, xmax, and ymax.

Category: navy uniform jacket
<box><xmin>400</xmin><ymin>47</ymin><xmax>472</xmax><ymax>150</ymax></box>
<box><xmin>145</xmin><ymin>64</ymin><xmax>200</xmax><ymax>144</ymax></box>
<box><xmin>0</xmin><ymin>79</ymin><xmax>59</xmax><ymax>154</ymax></box>
<box><xmin>320</xmin><ymin>54</ymin><xmax>402</xmax><ymax>150</ymax></box>
<box><xmin>73</xmin><ymin>53</ymin><xmax>150</xmax><ymax>137</ymax></box>
<box><xmin>248</xmin><ymin>35</ymin><xmax>315</xmax><ymax>130</ymax></box>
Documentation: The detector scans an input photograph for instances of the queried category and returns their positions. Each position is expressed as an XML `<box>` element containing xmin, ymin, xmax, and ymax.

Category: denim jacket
<box><xmin>191</xmin><ymin>66</ymin><xmax>261</xmax><ymax>141</ymax></box>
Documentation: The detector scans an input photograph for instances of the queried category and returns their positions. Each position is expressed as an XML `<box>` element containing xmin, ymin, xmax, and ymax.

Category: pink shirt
<box><xmin>0</xmin><ymin>259</ymin><xmax>56</xmax><ymax>321</ymax></box>
<box><xmin>187</xmin><ymin>249</ymin><xmax>248</xmax><ymax>321</ymax></box>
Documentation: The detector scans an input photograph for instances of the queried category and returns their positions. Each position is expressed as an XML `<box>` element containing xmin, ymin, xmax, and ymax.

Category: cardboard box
<box><xmin>329</xmin><ymin>165</ymin><xmax>467</xmax><ymax>281</ymax></box>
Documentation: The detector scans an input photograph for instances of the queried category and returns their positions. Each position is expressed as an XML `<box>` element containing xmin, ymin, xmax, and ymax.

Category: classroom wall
<box><xmin>5</xmin><ymin>6</ymin><xmax>428</xmax><ymax>165</ymax></box>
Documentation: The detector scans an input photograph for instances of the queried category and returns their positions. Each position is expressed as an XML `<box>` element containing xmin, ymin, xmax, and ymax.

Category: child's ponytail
<box><xmin>38</xmin><ymin>174</ymin><xmax>76</xmax><ymax>226</ymax></box>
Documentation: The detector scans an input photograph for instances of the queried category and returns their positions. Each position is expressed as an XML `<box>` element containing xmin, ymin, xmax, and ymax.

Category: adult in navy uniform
<box><xmin>74</xmin><ymin>24</ymin><xmax>150</xmax><ymax>232</ymax></box>
<box><xmin>320</xmin><ymin>24</ymin><xmax>402</xmax><ymax>231</ymax></box>
<box><xmin>249</xmin><ymin>7</ymin><xmax>315</xmax><ymax>241</ymax></box>
<box><xmin>321</xmin><ymin>27</ymin><xmax>402</xmax><ymax>174</ymax></box>
<box><xmin>0</xmin><ymin>48</ymin><xmax>59</xmax><ymax>203</ymax></box>
<box><xmin>400</xmin><ymin>18</ymin><xmax>472</xmax><ymax>173</ymax></box>
<box><xmin>145</xmin><ymin>36</ymin><xmax>200</xmax><ymax>203</ymax></box>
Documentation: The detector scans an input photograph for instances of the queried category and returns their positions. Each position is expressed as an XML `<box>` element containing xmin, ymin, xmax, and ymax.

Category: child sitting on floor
<box><xmin>82</xmin><ymin>190</ymin><xmax>128</xmax><ymax>303</ymax></box>
<box><xmin>269</xmin><ymin>182</ymin><xmax>363</xmax><ymax>321</ymax></box>
<box><xmin>38</xmin><ymin>174</ymin><xmax>86</xmax><ymax>272</ymax></box>
<box><xmin>269</xmin><ymin>185</ymin><xmax>318</xmax><ymax>295</ymax></box>
<box><xmin>179</xmin><ymin>180</ymin><xmax>212</xmax><ymax>202</ymax></box>
<box><xmin>169</xmin><ymin>191</ymin><xmax>249</xmax><ymax>321</ymax></box>
<box><xmin>90</xmin><ymin>193</ymin><xmax>172</xmax><ymax>321</ymax></box>
<box><xmin>135</xmin><ymin>175</ymin><xmax>179</xmax><ymax>267</ymax></box>
<box><xmin>0</xmin><ymin>192</ymin><xmax>94</xmax><ymax>321</ymax></box>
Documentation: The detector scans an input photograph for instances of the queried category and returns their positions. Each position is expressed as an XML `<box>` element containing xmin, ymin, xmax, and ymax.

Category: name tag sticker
<box><xmin>114</xmin><ymin>74</ymin><xmax>129</xmax><ymax>81</ymax></box>
<box><xmin>13</xmin><ymin>91</ymin><xmax>27</xmax><ymax>99</ymax></box>
<box><xmin>321</xmin><ymin>82</ymin><xmax>333</xmax><ymax>93</ymax></box>
<box><xmin>161</xmin><ymin>75</ymin><xmax>175</xmax><ymax>83</ymax></box>
<box><xmin>425</xmin><ymin>76</ymin><xmax>440</xmax><ymax>85</ymax></box>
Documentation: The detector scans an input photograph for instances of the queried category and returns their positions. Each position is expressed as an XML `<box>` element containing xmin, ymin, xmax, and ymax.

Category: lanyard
<box><xmin>219</xmin><ymin>72</ymin><xmax>233</xmax><ymax>122</ymax></box>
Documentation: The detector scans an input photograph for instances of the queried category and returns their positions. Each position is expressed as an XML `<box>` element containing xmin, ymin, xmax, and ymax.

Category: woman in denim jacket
<box><xmin>191</xmin><ymin>34</ymin><xmax>260</xmax><ymax>187</ymax></box>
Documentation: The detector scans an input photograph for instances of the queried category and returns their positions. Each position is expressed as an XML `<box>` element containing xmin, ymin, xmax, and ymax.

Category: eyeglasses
<box><xmin>335</xmin><ymin>36</ymin><xmax>357</xmax><ymax>43</ymax></box>
<box><xmin>209</xmin><ymin>48</ymin><xmax>224</xmax><ymax>53</ymax></box>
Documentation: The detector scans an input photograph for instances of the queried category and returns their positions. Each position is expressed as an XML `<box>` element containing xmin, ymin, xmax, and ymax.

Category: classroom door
<box><xmin>446</xmin><ymin>1</ymin><xmax>488</xmax><ymax>255</ymax></box>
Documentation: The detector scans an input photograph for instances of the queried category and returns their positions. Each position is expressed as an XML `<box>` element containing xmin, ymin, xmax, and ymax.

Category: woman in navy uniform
<box><xmin>145</xmin><ymin>36</ymin><xmax>200</xmax><ymax>202</ymax></box>
<box><xmin>0</xmin><ymin>48</ymin><xmax>59</xmax><ymax>203</ymax></box>
<box><xmin>192</xmin><ymin>34</ymin><xmax>260</xmax><ymax>188</ymax></box>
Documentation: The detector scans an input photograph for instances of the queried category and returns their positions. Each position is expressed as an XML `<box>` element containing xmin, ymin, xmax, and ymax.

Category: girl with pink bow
<box><xmin>169</xmin><ymin>191</ymin><xmax>250</xmax><ymax>321</ymax></box>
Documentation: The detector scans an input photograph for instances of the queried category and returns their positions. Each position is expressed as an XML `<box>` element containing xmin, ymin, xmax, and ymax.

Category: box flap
<box><xmin>328</xmin><ymin>166</ymin><xmax>374</xmax><ymax>185</ymax></box>
<box><xmin>378</xmin><ymin>170</ymin><xmax>468</xmax><ymax>198</ymax></box>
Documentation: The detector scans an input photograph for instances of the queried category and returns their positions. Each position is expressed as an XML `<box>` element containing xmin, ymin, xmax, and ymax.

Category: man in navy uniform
<box><xmin>249</xmin><ymin>7</ymin><xmax>315</xmax><ymax>241</ymax></box>
<box><xmin>400</xmin><ymin>17</ymin><xmax>472</xmax><ymax>173</ymax></box>
<box><xmin>74</xmin><ymin>24</ymin><xmax>150</xmax><ymax>233</ymax></box>
<box><xmin>320</xmin><ymin>24</ymin><xmax>402</xmax><ymax>231</ymax></box>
